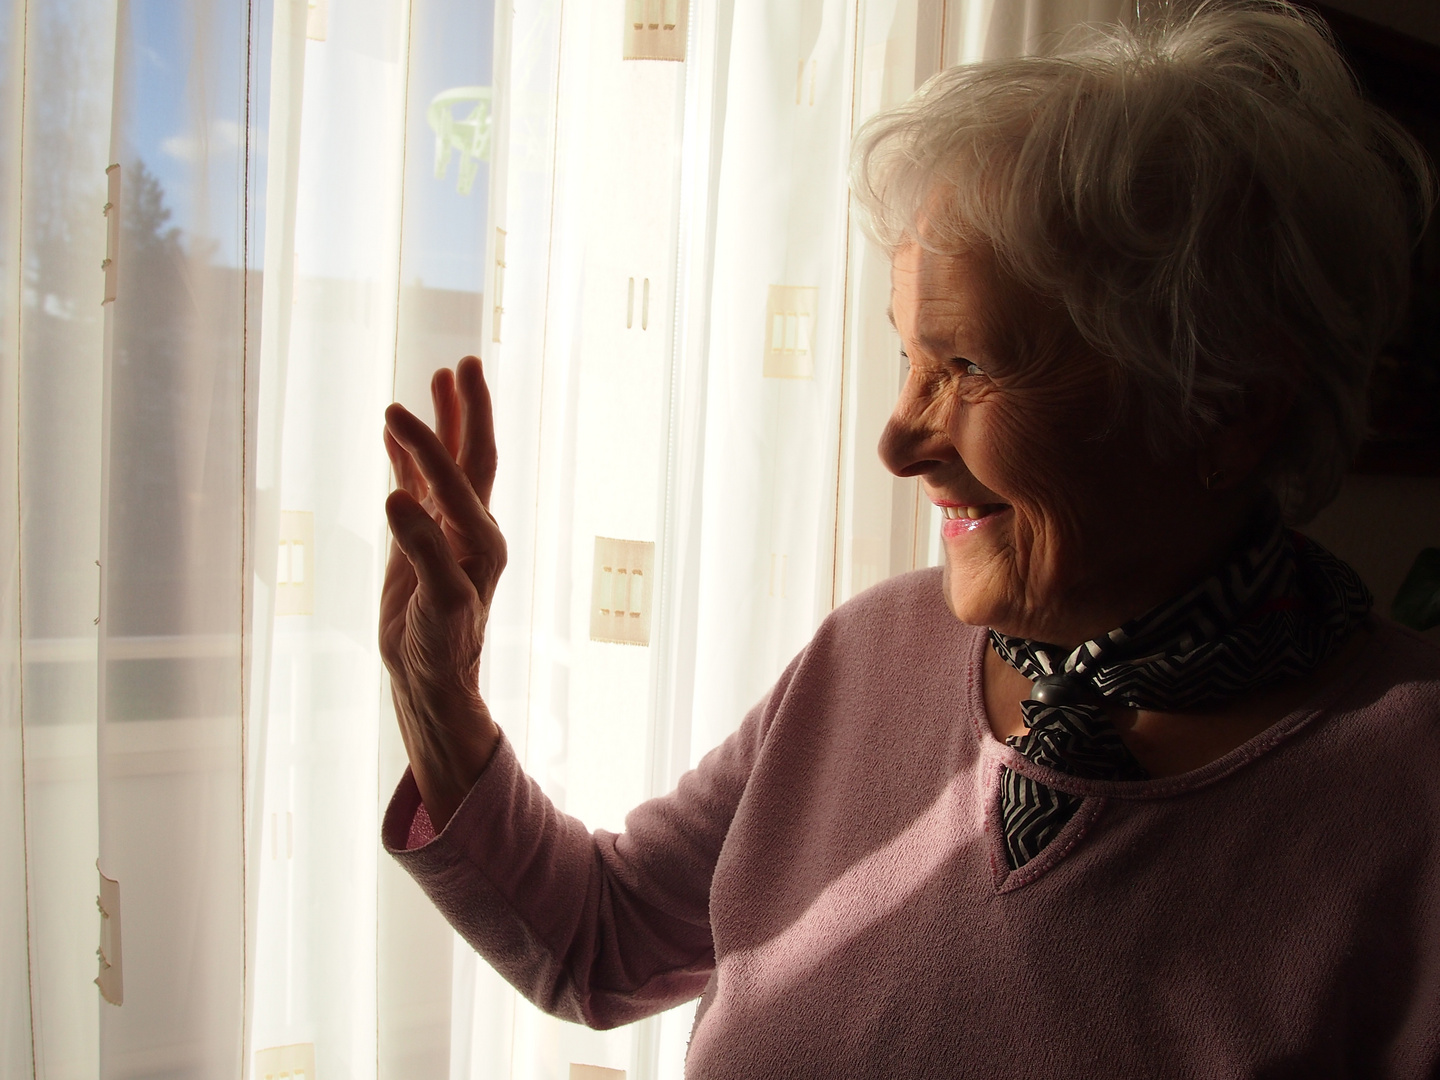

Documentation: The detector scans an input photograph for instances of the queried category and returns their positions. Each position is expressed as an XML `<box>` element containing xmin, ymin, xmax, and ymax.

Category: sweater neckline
<box><xmin>961</xmin><ymin>615</ymin><xmax>1383</xmax><ymax>802</ymax></box>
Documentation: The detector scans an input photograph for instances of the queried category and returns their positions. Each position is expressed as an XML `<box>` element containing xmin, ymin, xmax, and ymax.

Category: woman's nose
<box><xmin>877</xmin><ymin>377</ymin><xmax>958</xmax><ymax>479</ymax></box>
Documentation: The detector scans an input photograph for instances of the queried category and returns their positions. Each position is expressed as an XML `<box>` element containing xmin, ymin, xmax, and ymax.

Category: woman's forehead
<box><xmin>890</xmin><ymin>244</ymin><xmax>1010</xmax><ymax>336</ymax></box>
<box><xmin>890</xmin><ymin>242</ymin><xmax>1084</xmax><ymax>364</ymax></box>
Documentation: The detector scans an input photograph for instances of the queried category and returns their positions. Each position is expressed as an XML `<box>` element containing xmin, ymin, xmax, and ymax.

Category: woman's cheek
<box><xmin>977</xmin><ymin>401</ymin><xmax>1096</xmax><ymax>591</ymax></box>
<box><xmin>961</xmin><ymin>394</ymin><xmax>1049</xmax><ymax>501</ymax></box>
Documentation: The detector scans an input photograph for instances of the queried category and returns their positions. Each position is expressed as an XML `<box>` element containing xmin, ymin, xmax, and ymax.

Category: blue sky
<box><xmin>401</xmin><ymin>0</ymin><xmax>494</xmax><ymax>293</ymax></box>
<box><xmin>126</xmin><ymin>0</ymin><xmax>494</xmax><ymax>292</ymax></box>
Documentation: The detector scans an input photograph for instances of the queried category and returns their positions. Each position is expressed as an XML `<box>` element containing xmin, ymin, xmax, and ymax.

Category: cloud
<box><xmin>161</xmin><ymin>135</ymin><xmax>200</xmax><ymax>162</ymax></box>
<box><xmin>213</xmin><ymin>118</ymin><xmax>244</xmax><ymax>147</ymax></box>
<box><xmin>160</xmin><ymin>118</ymin><xmax>250</xmax><ymax>163</ymax></box>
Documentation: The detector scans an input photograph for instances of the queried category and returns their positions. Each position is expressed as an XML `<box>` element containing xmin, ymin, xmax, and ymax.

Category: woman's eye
<box><xmin>899</xmin><ymin>350</ymin><xmax>983</xmax><ymax>378</ymax></box>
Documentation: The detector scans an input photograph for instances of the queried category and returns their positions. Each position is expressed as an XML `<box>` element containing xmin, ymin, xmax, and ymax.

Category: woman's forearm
<box><xmin>391</xmin><ymin>678</ymin><xmax>500</xmax><ymax>830</ymax></box>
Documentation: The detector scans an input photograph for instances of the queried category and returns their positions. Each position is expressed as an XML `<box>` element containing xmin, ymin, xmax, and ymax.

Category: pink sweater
<box><xmin>383</xmin><ymin>568</ymin><xmax>1440</xmax><ymax>1077</ymax></box>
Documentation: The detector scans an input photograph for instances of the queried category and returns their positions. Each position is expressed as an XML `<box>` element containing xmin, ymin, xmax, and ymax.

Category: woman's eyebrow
<box><xmin>889</xmin><ymin>301</ymin><xmax>978</xmax><ymax>354</ymax></box>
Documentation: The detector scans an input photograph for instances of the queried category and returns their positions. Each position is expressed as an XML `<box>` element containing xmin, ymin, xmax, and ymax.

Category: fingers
<box><xmin>385</xmin><ymin>402</ymin><xmax>488</xmax><ymax>535</ymax></box>
<box><xmin>432</xmin><ymin>367</ymin><xmax>461</xmax><ymax>461</ymax></box>
<box><xmin>457</xmin><ymin>356</ymin><xmax>498</xmax><ymax>507</ymax></box>
<box><xmin>384</xmin><ymin>428</ymin><xmax>427</xmax><ymax>502</ymax></box>
<box><xmin>378</xmin><ymin>535</ymin><xmax>418</xmax><ymax>666</ymax></box>
<box><xmin>385</xmin><ymin>489</ymin><xmax>475</xmax><ymax>606</ymax></box>
<box><xmin>380</xmin><ymin>522</ymin><xmax>418</xmax><ymax>616</ymax></box>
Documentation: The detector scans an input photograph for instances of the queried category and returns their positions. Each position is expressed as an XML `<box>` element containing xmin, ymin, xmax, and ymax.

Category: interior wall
<box><xmin>1314</xmin><ymin>0</ymin><xmax>1440</xmax><ymax>46</ymax></box>
<box><xmin>1306</xmin><ymin>475</ymin><xmax>1440</xmax><ymax>643</ymax></box>
<box><xmin>1296</xmin><ymin>0</ymin><xmax>1440</xmax><ymax>644</ymax></box>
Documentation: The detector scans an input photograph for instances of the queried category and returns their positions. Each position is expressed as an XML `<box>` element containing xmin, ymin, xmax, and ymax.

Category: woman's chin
<box><xmin>936</xmin><ymin>512</ymin><xmax>1024</xmax><ymax>630</ymax></box>
<box><xmin>939</xmin><ymin>560</ymin><xmax>1013</xmax><ymax>631</ymax></box>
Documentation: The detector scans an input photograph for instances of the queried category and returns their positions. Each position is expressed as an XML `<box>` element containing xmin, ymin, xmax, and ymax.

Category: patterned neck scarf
<box><xmin>990</xmin><ymin>509</ymin><xmax>1372</xmax><ymax>869</ymax></box>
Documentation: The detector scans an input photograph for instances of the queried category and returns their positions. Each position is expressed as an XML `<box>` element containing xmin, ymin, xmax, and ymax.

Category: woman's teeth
<box><xmin>940</xmin><ymin>504</ymin><xmax>1001</xmax><ymax>520</ymax></box>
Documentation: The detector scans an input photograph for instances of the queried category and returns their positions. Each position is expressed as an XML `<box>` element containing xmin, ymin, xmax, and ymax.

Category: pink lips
<box><xmin>937</xmin><ymin>504</ymin><xmax>1008</xmax><ymax>539</ymax></box>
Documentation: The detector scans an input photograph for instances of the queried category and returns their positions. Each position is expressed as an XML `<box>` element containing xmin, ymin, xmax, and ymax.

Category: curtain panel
<box><xmin>0</xmin><ymin>0</ymin><xmax>1124</xmax><ymax>1077</ymax></box>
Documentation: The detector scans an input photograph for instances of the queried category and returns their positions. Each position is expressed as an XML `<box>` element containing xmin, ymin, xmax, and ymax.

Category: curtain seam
<box><xmin>378</xmin><ymin>2</ymin><xmax>419</xmax><ymax>1074</ymax></box>
<box><xmin>521</xmin><ymin>0</ymin><xmax>566</xmax><ymax>813</ymax></box>
<box><xmin>239</xmin><ymin>0</ymin><xmax>257</xmax><ymax>1072</ymax></box>
<box><xmin>511</xmin><ymin>0</ymin><xmax>572</xmax><ymax>1070</ymax></box>
<box><xmin>389</xmin><ymin>0</ymin><xmax>415</xmax><ymax>404</ymax></box>
<box><xmin>14</xmin><ymin>0</ymin><xmax>39</xmax><ymax>1069</ymax></box>
<box><xmin>830</xmin><ymin>0</ymin><xmax>862</xmax><ymax>614</ymax></box>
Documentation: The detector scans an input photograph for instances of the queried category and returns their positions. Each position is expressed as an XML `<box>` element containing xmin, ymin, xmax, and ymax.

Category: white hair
<box><xmin>851</xmin><ymin>0</ymin><xmax>1435</xmax><ymax>523</ymax></box>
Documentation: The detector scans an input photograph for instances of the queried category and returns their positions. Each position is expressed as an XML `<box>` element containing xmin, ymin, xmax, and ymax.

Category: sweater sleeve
<box><xmin>381</xmin><ymin>688</ymin><xmax>774</xmax><ymax>1030</ymax></box>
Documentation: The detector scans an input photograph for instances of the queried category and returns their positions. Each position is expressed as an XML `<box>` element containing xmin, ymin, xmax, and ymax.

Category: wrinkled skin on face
<box><xmin>879</xmin><ymin>242</ymin><xmax>1260</xmax><ymax>649</ymax></box>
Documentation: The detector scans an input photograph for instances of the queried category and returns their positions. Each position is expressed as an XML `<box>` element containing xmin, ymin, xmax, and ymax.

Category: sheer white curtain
<box><xmin>0</xmin><ymin>0</ymin><xmax>1124</xmax><ymax>1078</ymax></box>
<box><xmin>1</xmin><ymin>0</ymin><xmax>115</xmax><ymax>1075</ymax></box>
<box><xmin>0</xmin><ymin>0</ymin><xmax>487</xmax><ymax>1073</ymax></box>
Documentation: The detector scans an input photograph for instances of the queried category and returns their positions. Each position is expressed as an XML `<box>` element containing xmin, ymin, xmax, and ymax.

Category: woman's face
<box><xmin>880</xmin><ymin>242</ymin><xmax>1215</xmax><ymax>647</ymax></box>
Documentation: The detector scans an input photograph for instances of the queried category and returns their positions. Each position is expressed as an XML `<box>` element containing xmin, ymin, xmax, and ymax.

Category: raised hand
<box><xmin>380</xmin><ymin>356</ymin><xmax>507</xmax><ymax>830</ymax></box>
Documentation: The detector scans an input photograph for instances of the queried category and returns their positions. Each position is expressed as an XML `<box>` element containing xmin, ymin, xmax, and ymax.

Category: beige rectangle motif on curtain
<box><xmin>255</xmin><ymin>1042</ymin><xmax>317</xmax><ymax>1079</ymax></box>
<box><xmin>623</xmin><ymin>0</ymin><xmax>686</xmax><ymax>61</ymax></box>
<box><xmin>763</xmin><ymin>285</ymin><xmax>819</xmax><ymax>379</ymax></box>
<box><xmin>590</xmin><ymin>538</ymin><xmax>655</xmax><ymax>646</ymax></box>
<box><xmin>276</xmin><ymin>510</ymin><xmax>315</xmax><ymax>616</ymax></box>
<box><xmin>570</xmin><ymin>1066</ymin><xmax>625</xmax><ymax>1080</ymax></box>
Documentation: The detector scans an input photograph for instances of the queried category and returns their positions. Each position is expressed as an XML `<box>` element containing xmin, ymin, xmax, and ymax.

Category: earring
<box><xmin>1203</xmin><ymin>468</ymin><xmax>1226</xmax><ymax>491</ymax></box>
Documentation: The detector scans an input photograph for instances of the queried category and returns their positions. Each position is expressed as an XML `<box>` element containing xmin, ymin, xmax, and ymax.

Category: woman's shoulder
<box><xmin>816</xmin><ymin>566</ymin><xmax>980</xmax><ymax>648</ymax></box>
<box><xmin>772</xmin><ymin>567</ymin><xmax>985</xmax><ymax>699</ymax></box>
<box><xmin>1316</xmin><ymin>616</ymin><xmax>1440</xmax><ymax>778</ymax></box>
<box><xmin>829</xmin><ymin>564</ymin><xmax>948</xmax><ymax>615</ymax></box>
<box><xmin>1347</xmin><ymin>617</ymin><xmax>1440</xmax><ymax>709</ymax></box>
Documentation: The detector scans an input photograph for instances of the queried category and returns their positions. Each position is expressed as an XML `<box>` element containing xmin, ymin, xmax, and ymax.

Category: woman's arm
<box><xmin>381</xmin><ymin>697</ymin><xmax>769</xmax><ymax>1027</ymax></box>
<box><xmin>378</xmin><ymin>357</ymin><xmax>766</xmax><ymax>1026</ymax></box>
<box><xmin>380</xmin><ymin>357</ymin><xmax>506</xmax><ymax>829</ymax></box>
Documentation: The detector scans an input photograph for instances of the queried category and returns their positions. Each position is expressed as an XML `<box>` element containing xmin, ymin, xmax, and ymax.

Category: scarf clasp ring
<box><xmin>1029</xmin><ymin>673</ymin><xmax>1102</xmax><ymax>708</ymax></box>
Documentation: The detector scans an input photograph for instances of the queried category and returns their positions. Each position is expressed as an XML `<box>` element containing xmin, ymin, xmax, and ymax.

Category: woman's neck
<box><xmin>981</xmin><ymin>620</ymin><xmax>1373</xmax><ymax>778</ymax></box>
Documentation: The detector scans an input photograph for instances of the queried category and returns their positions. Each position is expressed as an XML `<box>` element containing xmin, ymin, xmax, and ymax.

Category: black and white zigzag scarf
<box><xmin>990</xmin><ymin>510</ymin><xmax>1372</xmax><ymax>870</ymax></box>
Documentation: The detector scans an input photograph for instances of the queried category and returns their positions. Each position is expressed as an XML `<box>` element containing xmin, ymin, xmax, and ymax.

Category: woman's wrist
<box><xmin>392</xmin><ymin>681</ymin><xmax>500</xmax><ymax>830</ymax></box>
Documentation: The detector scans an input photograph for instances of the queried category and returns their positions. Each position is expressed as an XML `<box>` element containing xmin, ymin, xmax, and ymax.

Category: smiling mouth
<box><xmin>938</xmin><ymin>503</ymin><xmax>1007</xmax><ymax>520</ymax></box>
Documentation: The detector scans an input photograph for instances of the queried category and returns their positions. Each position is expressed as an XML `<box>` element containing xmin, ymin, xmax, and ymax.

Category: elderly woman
<box><xmin>379</xmin><ymin>1</ymin><xmax>1440</xmax><ymax>1074</ymax></box>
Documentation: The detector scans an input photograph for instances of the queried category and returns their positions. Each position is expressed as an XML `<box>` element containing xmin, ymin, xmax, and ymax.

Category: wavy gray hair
<box><xmin>851</xmin><ymin>0</ymin><xmax>1435</xmax><ymax>523</ymax></box>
